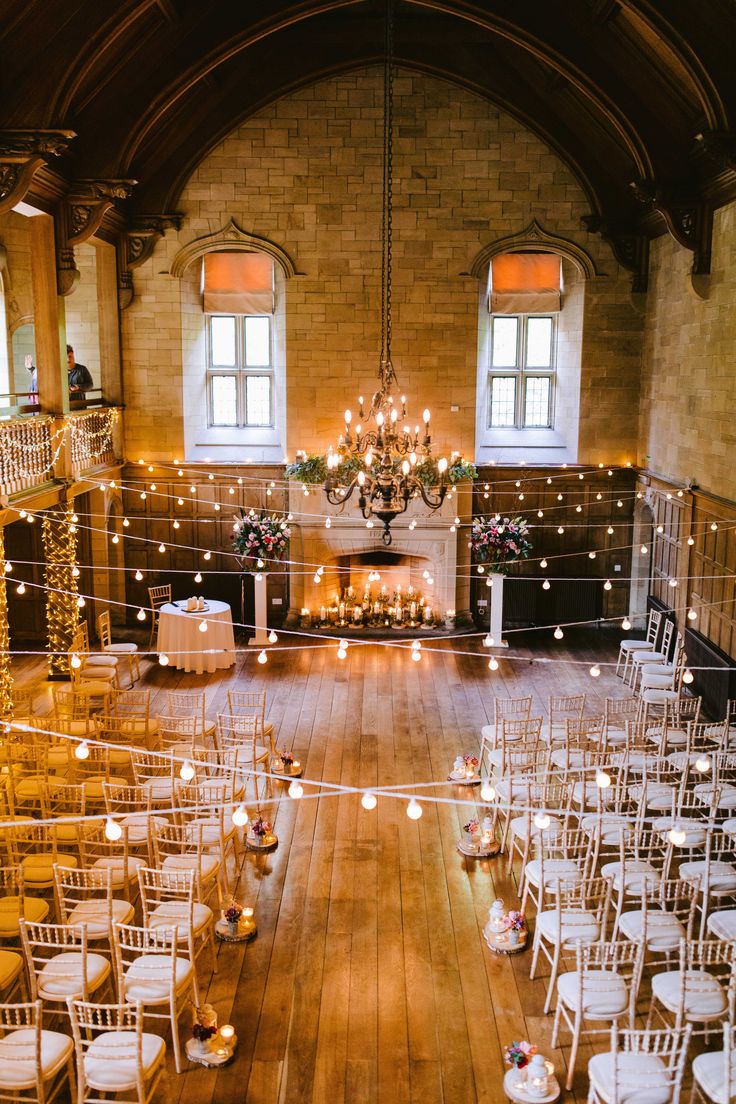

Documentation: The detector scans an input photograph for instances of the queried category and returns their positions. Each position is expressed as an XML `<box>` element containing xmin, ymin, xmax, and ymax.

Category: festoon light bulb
<box><xmin>406</xmin><ymin>799</ymin><xmax>423</xmax><ymax>820</ymax></box>
<box><xmin>104</xmin><ymin>818</ymin><xmax>122</xmax><ymax>841</ymax></box>
<box><xmin>361</xmin><ymin>792</ymin><xmax>377</xmax><ymax>810</ymax></box>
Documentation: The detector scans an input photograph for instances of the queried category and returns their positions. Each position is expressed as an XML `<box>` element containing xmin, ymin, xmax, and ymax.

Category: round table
<box><xmin>157</xmin><ymin>600</ymin><xmax>236</xmax><ymax>674</ymax></box>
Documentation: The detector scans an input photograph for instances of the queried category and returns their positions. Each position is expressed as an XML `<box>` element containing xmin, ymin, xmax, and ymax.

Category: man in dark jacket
<box><xmin>67</xmin><ymin>345</ymin><xmax>93</xmax><ymax>394</ymax></box>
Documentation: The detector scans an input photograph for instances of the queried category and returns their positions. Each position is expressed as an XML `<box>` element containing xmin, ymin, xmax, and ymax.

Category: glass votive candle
<box><xmin>220</xmin><ymin>1025</ymin><xmax>235</xmax><ymax>1043</ymax></box>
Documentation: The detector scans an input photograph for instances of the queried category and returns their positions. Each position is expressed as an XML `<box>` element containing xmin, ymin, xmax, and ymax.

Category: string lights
<box><xmin>41</xmin><ymin>505</ymin><xmax>80</xmax><ymax>676</ymax></box>
<box><xmin>0</xmin><ymin>530</ymin><xmax>12</xmax><ymax>717</ymax></box>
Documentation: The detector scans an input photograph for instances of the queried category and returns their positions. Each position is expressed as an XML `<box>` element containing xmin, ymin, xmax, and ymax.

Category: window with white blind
<box><xmin>207</xmin><ymin>314</ymin><xmax>274</xmax><ymax>428</ymax></box>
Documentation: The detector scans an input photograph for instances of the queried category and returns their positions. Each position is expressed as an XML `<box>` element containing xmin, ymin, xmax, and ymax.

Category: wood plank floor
<box><xmin>15</xmin><ymin>627</ymin><xmax>650</xmax><ymax>1104</ymax></box>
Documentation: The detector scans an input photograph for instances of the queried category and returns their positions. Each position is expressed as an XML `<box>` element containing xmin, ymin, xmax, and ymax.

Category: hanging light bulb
<box><xmin>158</xmin><ymin>543</ymin><xmax>166</xmax><ymax>553</ymax></box>
<box><xmin>590</xmin><ymin>664</ymin><xmax>601</xmax><ymax>678</ymax></box>
<box><xmin>16</xmin><ymin>583</ymin><xmax>25</xmax><ymax>596</ymax></box>
<box><xmin>111</xmin><ymin>533</ymin><xmax>119</xmax><ymax>544</ymax></box>
<box><xmin>595</xmin><ymin>769</ymin><xmax>611</xmax><ymax>788</ymax></box>
<box><xmin>640</xmin><ymin>545</ymin><xmax>648</xmax><ymax>555</ymax></box>
<box><xmin>268</xmin><ymin>630</ymin><xmax>278</xmax><ymax>644</ymax></box>
<box><xmin>540</xmin><ymin>558</ymin><xmax>548</xmax><ymax>569</ymax></box>
<box><xmin>122</xmin><ymin>517</ymin><xmax>130</xmax><ymax>528</ymax></box>
<box><xmin>337</xmin><ymin>641</ymin><xmax>348</xmax><ymax>660</ymax></box>
<box><xmin>603</xmin><ymin>579</ymin><xmax>612</xmax><ymax>591</ymax></box>
<box><xmin>198</xmin><ymin>620</ymin><xmax>208</xmax><ymax>633</ymax></box>
<box><xmin>687</xmin><ymin>608</ymin><xmax>697</xmax><ymax>621</ymax></box>
<box><xmin>159</xmin><ymin>653</ymin><xmax>169</xmax><ymax>666</ymax></box>
<box><xmin>668</xmin><ymin>826</ymin><xmax>687</xmax><ymax>847</ymax></box>
<box><xmin>232</xmin><ymin>805</ymin><xmax>249</xmax><ymax>827</ymax></box>
<box><xmin>477</xmin><ymin>565</ymin><xmax>485</xmax><ymax>574</ymax></box>
<box><xmin>288</xmin><ymin>779</ymin><xmax>304</xmax><ymax>799</ymax></box>
<box><xmin>179</xmin><ymin>759</ymin><xmax>195</xmax><ymax>781</ymax></box>
<box><xmin>104</xmin><ymin>817</ymin><xmax>122</xmax><ymax>841</ymax></box>
<box><xmin>622</xmin><ymin>617</ymin><xmax>631</xmax><ymax>631</ymax></box>
<box><xmin>314</xmin><ymin>573</ymin><xmax>321</xmax><ymax>584</ymax></box>
<box><xmin>554</xmin><ymin>626</ymin><xmax>563</xmax><ymax>640</ymax></box>
<box><xmin>75</xmin><ymin>740</ymin><xmax>90</xmax><ymax>760</ymax></box>
<box><xmin>258</xmin><ymin>650</ymin><xmax>268</xmax><ymax>664</ymax></box>
<box><xmin>70</xmin><ymin>653</ymin><xmax>82</xmax><ymax>669</ymax></box>
<box><xmin>203</xmin><ymin>552</ymin><xmax>211</xmax><ymax>561</ymax></box>
<box><xmin>194</xmin><ymin>572</ymin><xmax>202</xmax><ymax>584</ymax></box>
<box><xmin>72</xmin><ymin>566</ymin><xmax>80</xmax><ymax>578</ymax></box>
<box><xmin>173</xmin><ymin>520</ymin><xmax>180</xmax><ymax>530</ymax></box>
<box><xmin>557</xmin><ymin>526</ymin><xmax>564</xmax><ymax>535</ymax></box>
<box><xmin>607</xmin><ymin>526</ymin><xmax>614</xmax><ymax>535</ymax></box>
<box><xmin>695</xmin><ymin>755</ymin><xmax>711</xmax><ymax>773</ymax></box>
<box><xmin>137</xmin><ymin>608</ymin><xmax>146</xmax><ymax>621</ymax></box>
<box><xmin>406</xmin><ymin>799</ymin><xmax>422</xmax><ymax>820</ymax></box>
<box><xmin>687</xmin><ymin>535</ymin><xmax>694</xmax><ymax>546</ymax></box>
<box><xmin>682</xmin><ymin>668</ymin><xmax>694</xmax><ymax>684</ymax></box>
<box><xmin>711</xmin><ymin>522</ymin><xmax>718</xmax><ymax>531</ymax></box>
<box><xmin>542</xmin><ymin>579</ymin><xmax>551</xmax><ymax>591</ymax></box>
<box><xmin>480</xmin><ymin>779</ymin><xmax>496</xmax><ymax>802</ymax></box>
<box><xmin>668</xmin><ymin>578</ymin><xmax>678</xmax><ymax>588</ymax></box>
<box><xmin>134</xmin><ymin>570</ymin><xmax>143</xmax><ymax>582</ymax></box>
<box><xmin>361</xmin><ymin>792</ymin><xmax>377</xmax><ymax>810</ymax></box>
<box><xmin>589</xmin><ymin>551</ymin><xmax>596</xmax><ymax>560</ymax></box>
<box><xmin>488</xmin><ymin>657</ymin><xmax>499</xmax><ymax>671</ymax></box>
<box><xmin>534</xmin><ymin>812</ymin><xmax>550</xmax><ymax>830</ymax></box>
<box><xmin>76</xmin><ymin>596</ymin><xmax>86</xmax><ymax>608</ymax></box>
<box><xmin>2</xmin><ymin>562</ymin><xmax>10</xmax><ymax>573</ymax></box>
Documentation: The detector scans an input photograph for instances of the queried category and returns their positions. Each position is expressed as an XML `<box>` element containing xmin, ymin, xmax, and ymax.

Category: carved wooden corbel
<box><xmin>581</xmin><ymin>214</ymin><xmax>649</xmax><ymax>292</ymax></box>
<box><xmin>0</xmin><ymin>129</ymin><xmax>75</xmax><ymax>215</ymax></box>
<box><xmin>629</xmin><ymin>178</ymin><xmax>713</xmax><ymax>278</ymax></box>
<box><xmin>116</xmin><ymin>213</ymin><xmax>181</xmax><ymax>310</ymax></box>
<box><xmin>66</xmin><ymin>179</ymin><xmax>137</xmax><ymax>246</ymax></box>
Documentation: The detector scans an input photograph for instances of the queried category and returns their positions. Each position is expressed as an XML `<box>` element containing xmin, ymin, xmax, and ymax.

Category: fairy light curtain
<box><xmin>42</xmin><ymin>505</ymin><xmax>79</xmax><ymax>676</ymax></box>
<box><xmin>489</xmin><ymin>253</ymin><xmax>561</xmax><ymax>314</ymax></box>
<box><xmin>0</xmin><ymin>529</ymin><xmax>13</xmax><ymax>715</ymax></box>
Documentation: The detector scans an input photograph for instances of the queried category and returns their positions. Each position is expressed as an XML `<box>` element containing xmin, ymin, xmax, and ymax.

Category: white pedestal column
<box><xmin>249</xmin><ymin>573</ymin><xmax>269</xmax><ymax>646</ymax></box>
<box><xmin>488</xmin><ymin>572</ymin><xmax>508</xmax><ymax>648</ymax></box>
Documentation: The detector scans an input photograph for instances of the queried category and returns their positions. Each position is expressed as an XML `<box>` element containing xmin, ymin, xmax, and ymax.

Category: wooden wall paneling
<box><xmin>5</xmin><ymin>519</ymin><xmax>46</xmax><ymax>641</ymax></box>
<box><xmin>688</xmin><ymin>492</ymin><xmax>736</xmax><ymax>658</ymax></box>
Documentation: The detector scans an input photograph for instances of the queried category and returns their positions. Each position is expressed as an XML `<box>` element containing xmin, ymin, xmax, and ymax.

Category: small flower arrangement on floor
<box><xmin>463</xmin><ymin>755</ymin><xmax>478</xmax><ymax>770</ymax></box>
<box><xmin>504</xmin><ymin>1040</ymin><xmax>537</xmax><ymax>1069</ymax></box>
<box><xmin>463</xmin><ymin>818</ymin><xmax>479</xmax><ymax>836</ymax></box>
<box><xmin>224</xmin><ymin>902</ymin><xmax>242</xmax><ymax>925</ymax></box>
<box><xmin>192</xmin><ymin>1002</ymin><xmax>218</xmax><ymax>1043</ymax></box>
<box><xmin>279</xmin><ymin>749</ymin><xmax>294</xmax><ymax>767</ymax></box>
<box><xmin>507</xmin><ymin>910</ymin><xmax>525</xmax><ymax>932</ymax></box>
<box><xmin>250</xmin><ymin>815</ymin><xmax>271</xmax><ymax>838</ymax></box>
<box><xmin>470</xmin><ymin>515</ymin><xmax>532</xmax><ymax>571</ymax></box>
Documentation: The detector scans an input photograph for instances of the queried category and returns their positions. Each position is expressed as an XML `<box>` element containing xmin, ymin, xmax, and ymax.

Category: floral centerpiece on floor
<box><xmin>504</xmin><ymin>1041</ymin><xmax>537</xmax><ymax>1069</ymax></box>
<box><xmin>192</xmin><ymin>1003</ymin><xmax>218</xmax><ymax>1047</ymax></box>
<box><xmin>233</xmin><ymin>509</ymin><xmax>290</xmax><ymax>572</ymax></box>
<box><xmin>463</xmin><ymin>755</ymin><xmax>478</xmax><ymax>772</ymax></box>
<box><xmin>463</xmin><ymin>818</ymin><xmax>479</xmax><ymax>837</ymax></box>
<box><xmin>278</xmin><ymin>748</ymin><xmax>294</xmax><ymax>768</ymax></box>
<box><xmin>224</xmin><ymin>902</ymin><xmax>242</xmax><ymax>926</ymax></box>
<box><xmin>470</xmin><ymin>515</ymin><xmax>532</xmax><ymax>572</ymax></box>
<box><xmin>250</xmin><ymin>815</ymin><xmax>271</xmax><ymax>839</ymax></box>
<box><xmin>507</xmin><ymin>910</ymin><xmax>525</xmax><ymax>932</ymax></box>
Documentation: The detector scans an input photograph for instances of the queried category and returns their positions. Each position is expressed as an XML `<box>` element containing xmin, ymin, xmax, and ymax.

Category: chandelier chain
<box><xmin>380</xmin><ymin>0</ymin><xmax>395</xmax><ymax>392</ymax></box>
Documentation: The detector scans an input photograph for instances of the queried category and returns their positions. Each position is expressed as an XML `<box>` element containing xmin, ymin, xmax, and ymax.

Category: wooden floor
<box><xmin>15</xmin><ymin>628</ymin><xmax>647</xmax><ymax>1104</ymax></box>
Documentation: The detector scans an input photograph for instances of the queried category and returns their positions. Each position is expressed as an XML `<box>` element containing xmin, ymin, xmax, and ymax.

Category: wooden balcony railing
<box><xmin>67</xmin><ymin>407</ymin><xmax>120</xmax><ymax>478</ymax></box>
<box><xmin>0</xmin><ymin>416</ymin><xmax>55</xmax><ymax>496</ymax></box>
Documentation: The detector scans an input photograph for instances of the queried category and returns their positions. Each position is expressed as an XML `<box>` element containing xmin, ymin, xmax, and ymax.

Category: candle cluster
<box><xmin>302</xmin><ymin>581</ymin><xmax>443</xmax><ymax>629</ymax></box>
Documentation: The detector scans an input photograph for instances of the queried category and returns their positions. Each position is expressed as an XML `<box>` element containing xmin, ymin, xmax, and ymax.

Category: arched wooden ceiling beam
<box><xmin>115</xmin><ymin>0</ymin><xmax>654</xmax><ymax>182</ymax></box>
<box><xmin>621</xmin><ymin>0</ymin><xmax>728</xmax><ymax>129</ymax></box>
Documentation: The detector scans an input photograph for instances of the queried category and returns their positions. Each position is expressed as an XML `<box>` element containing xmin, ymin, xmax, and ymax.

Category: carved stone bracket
<box><xmin>66</xmin><ymin>179</ymin><xmax>137</xmax><ymax>246</ymax></box>
<box><xmin>630</xmin><ymin>178</ymin><xmax>713</xmax><ymax>277</ymax></box>
<box><xmin>0</xmin><ymin>129</ymin><xmax>75</xmax><ymax>215</ymax></box>
<box><xmin>126</xmin><ymin>213</ymin><xmax>182</xmax><ymax>270</ymax></box>
<box><xmin>581</xmin><ymin>214</ymin><xmax>649</xmax><ymax>292</ymax></box>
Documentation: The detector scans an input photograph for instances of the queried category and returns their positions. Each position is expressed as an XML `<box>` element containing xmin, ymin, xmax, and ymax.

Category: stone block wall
<box><xmin>120</xmin><ymin>67</ymin><xmax>640</xmax><ymax>466</ymax></box>
<box><xmin>639</xmin><ymin>200</ymin><xmax>736</xmax><ymax>502</ymax></box>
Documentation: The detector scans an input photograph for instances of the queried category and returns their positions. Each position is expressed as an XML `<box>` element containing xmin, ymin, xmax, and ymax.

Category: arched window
<box><xmin>172</xmin><ymin>221</ymin><xmax>296</xmax><ymax>462</ymax></box>
<box><xmin>472</xmin><ymin>223</ymin><xmax>595</xmax><ymax>464</ymax></box>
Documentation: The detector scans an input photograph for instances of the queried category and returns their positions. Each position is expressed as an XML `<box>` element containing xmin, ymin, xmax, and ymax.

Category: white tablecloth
<box><xmin>157</xmin><ymin>600</ymin><xmax>236</xmax><ymax>674</ymax></box>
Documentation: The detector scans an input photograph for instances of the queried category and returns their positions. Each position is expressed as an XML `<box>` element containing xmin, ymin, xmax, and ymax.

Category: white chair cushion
<box><xmin>601</xmin><ymin>860</ymin><xmax>660</xmax><ymax>895</ymax></box>
<box><xmin>84</xmin><ymin>1030</ymin><xmax>165</xmax><ymax>1091</ymax></box>
<box><xmin>37</xmin><ymin>951</ymin><xmax>110</xmax><ymax>999</ymax></box>
<box><xmin>123</xmin><ymin>954</ymin><xmax>193</xmax><ymax>1002</ymax></box>
<box><xmin>722</xmin><ymin>819</ymin><xmax>736</xmax><ymax>841</ymax></box>
<box><xmin>522</xmin><ymin>859</ymin><xmax>581</xmax><ymax>891</ymax></box>
<box><xmin>550</xmin><ymin>748</ymin><xmax>586</xmax><ymax>769</ymax></box>
<box><xmin>627</xmin><ymin>783</ymin><xmax>675</xmax><ymax>810</ymax></box>
<box><xmin>508</xmin><ymin>816</ymin><xmax>562</xmax><ymax>842</ymax></box>
<box><xmin>66</xmin><ymin>898</ymin><xmax>135</xmax><ymax>937</ymax></box>
<box><xmin>707</xmin><ymin>911</ymin><xmax>736</xmax><ymax>941</ymax></box>
<box><xmin>90</xmin><ymin>856</ymin><xmax>145</xmax><ymax>889</ymax></box>
<box><xmin>120</xmin><ymin>814</ymin><xmax>167</xmax><ymax>843</ymax></box>
<box><xmin>557</xmin><ymin>970</ymin><xmax>629</xmax><ymax>1017</ymax></box>
<box><xmin>161</xmin><ymin>854</ymin><xmax>219</xmax><ymax>880</ymax></box>
<box><xmin>148</xmin><ymin>901</ymin><xmax>213</xmax><ymax>936</ymax></box>
<box><xmin>83</xmin><ymin>655</ymin><xmax>119</xmax><ymax>667</ymax></box>
<box><xmin>691</xmin><ymin>1048</ymin><xmax>736</xmax><ymax>1104</ymax></box>
<box><xmin>79</xmin><ymin>666</ymin><xmax>117</xmax><ymax>680</ymax></box>
<box><xmin>651</xmin><ymin>969</ymin><xmax>727</xmax><ymax>1019</ymax></box>
<box><xmin>535</xmin><ymin>909</ymin><xmax>600</xmax><ymax>945</ymax></box>
<box><xmin>0</xmin><ymin>1028</ymin><xmax>73</xmax><ymax>1088</ymax></box>
<box><xmin>618</xmin><ymin>909</ymin><xmax>685</xmax><ymax>951</ymax></box>
<box><xmin>632</xmin><ymin>650</ymin><xmax>667</xmax><ymax>664</ymax></box>
<box><xmin>572</xmin><ymin>781</ymin><xmax>599</xmax><ymax>808</ymax></box>
<box><xmin>581</xmin><ymin>814</ymin><xmax>633</xmax><ymax>844</ymax></box>
<box><xmin>587</xmin><ymin>1051</ymin><xmax>671</xmax><ymax>1104</ymax></box>
<box><xmin>680</xmin><ymin>860</ymin><xmax>736</xmax><ymax>893</ymax></box>
<box><xmin>620</xmin><ymin>640</ymin><xmax>656</xmax><ymax>653</ymax></box>
<box><xmin>651</xmin><ymin>816</ymin><xmax>708</xmax><ymax>848</ymax></box>
<box><xmin>695</xmin><ymin>784</ymin><xmax>736</xmax><ymax>810</ymax></box>
<box><xmin>104</xmin><ymin>643</ymin><xmax>138</xmax><ymax>654</ymax></box>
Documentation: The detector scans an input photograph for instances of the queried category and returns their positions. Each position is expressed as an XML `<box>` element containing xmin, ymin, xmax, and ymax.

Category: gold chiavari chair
<box><xmin>147</xmin><ymin>585</ymin><xmax>172</xmax><ymax>650</ymax></box>
<box><xmin>68</xmin><ymin>998</ymin><xmax>166</xmax><ymax>1104</ymax></box>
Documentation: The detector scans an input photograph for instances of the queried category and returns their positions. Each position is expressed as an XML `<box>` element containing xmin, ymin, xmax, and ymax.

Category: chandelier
<box><xmin>320</xmin><ymin>0</ymin><xmax>452</xmax><ymax>546</ymax></box>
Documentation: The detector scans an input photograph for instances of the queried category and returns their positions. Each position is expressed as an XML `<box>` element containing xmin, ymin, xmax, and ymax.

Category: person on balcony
<box><xmin>67</xmin><ymin>344</ymin><xmax>93</xmax><ymax>395</ymax></box>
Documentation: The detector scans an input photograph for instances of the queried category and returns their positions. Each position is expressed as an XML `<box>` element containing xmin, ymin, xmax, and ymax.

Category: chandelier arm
<box><xmin>414</xmin><ymin>481</ymin><xmax>448</xmax><ymax>509</ymax></box>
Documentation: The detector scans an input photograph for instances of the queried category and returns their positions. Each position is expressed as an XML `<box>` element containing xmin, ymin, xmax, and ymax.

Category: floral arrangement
<box><xmin>233</xmin><ymin>509</ymin><xmax>290</xmax><ymax>572</ymax></box>
<box><xmin>507</xmin><ymin>910</ymin><xmax>525</xmax><ymax>932</ymax></box>
<box><xmin>279</xmin><ymin>749</ymin><xmax>294</xmax><ymax>767</ymax></box>
<box><xmin>470</xmin><ymin>515</ymin><xmax>532</xmax><ymax>571</ymax></box>
<box><xmin>224</xmin><ymin>902</ymin><xmax>242</xmax><ymax>925</ymax></box>
<box><xmin>250</xmin><ymin>816</ymin><xmax>271</xmax><ymax>838</ymax></box>
<box><xmin>463</xmin><ymin>755</ymin><xmax>478</xmax><ymax>770</ymax></box>
<box><xmin>192</xmin><ymin>1002</ymin><xmax>218</xmax><ymax>1043</ymax></box>
<box><xmin>463</xmin><ymin>818</ymin><xmax>479</xmax><ymax>835</ymax></box>
<box><xmin>285</xmin><ymin>451</ymin><xmax>478</xmax><ymax>489</ymax></box>
<box><xmin>504</xmin><ymin>1041</ymin><xmax>537</xmax><ymax>1069</ymax></box>
<box><xmin>192</xmin><ymin>1021</ymin><xmax>217</xmax><ymax>1042</ymax></box>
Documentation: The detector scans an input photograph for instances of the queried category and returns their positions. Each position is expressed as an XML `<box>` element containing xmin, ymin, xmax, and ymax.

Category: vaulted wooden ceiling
<box><xmin>2</xmin><ymin>0</ymin><xmax>735</xmax><ymax>240</ymax></box>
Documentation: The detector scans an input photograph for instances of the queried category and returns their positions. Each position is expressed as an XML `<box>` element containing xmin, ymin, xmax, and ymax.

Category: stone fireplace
<box><xmin>286</xmin><ymin>483</ymin><xmax>473</xmax><ymax>628</ymax></box>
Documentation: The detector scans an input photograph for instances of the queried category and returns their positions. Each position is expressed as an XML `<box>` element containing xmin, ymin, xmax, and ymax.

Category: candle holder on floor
<box><xmin>448</xmin><ymin>754</ymin><xmax>481</xmax><ymax>786</ymax></box>
<box><xmin>457</xmin><ymin>814</ymin><xmax>499</xmax><ymax>858</ymax></box>
<box><xmin>246</xmin><ymin>815</ymin><xmax>278</xmax><ymax>852</ymax></box>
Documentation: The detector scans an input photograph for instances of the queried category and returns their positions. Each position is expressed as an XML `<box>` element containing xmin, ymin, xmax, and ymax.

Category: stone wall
<box><xmin>120</xmin><ymin>67</ymin><xmax>640</xmax><ymax>466</ymax></box>
<box><xmin>639</xmin><ymin>200</ymin><xmax>736</xmax><ymax>502</ymax></box>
